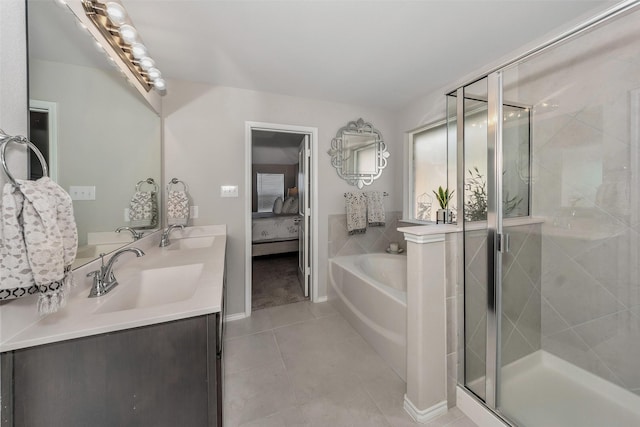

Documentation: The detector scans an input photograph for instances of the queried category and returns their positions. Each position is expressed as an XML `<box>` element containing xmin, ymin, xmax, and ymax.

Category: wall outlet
<box><xmin>69</xmin><ymin>186</ymin><xmax>96</xmax><ymax>201</ymax></box>
<box><xmin>220</xmin><ymin>185</ymin><xmax>239</xmax><ymax>198</ymax></box>
<box><xmin>190</xmin><ymin>206</ymin><xmax>199</xmax><ymax>219</ymax></box>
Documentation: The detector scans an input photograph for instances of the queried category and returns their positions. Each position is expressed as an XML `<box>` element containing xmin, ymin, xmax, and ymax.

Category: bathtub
<box><xmin>329</xmin><ymin>253</ymin><xmax>407</xmax><ymax>381</ymax></box>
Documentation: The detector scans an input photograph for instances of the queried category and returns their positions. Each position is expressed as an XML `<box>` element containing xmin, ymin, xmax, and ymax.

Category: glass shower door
<box><xmin>460</xmin><ymin>77</ymin><xmax>491</xmax><ymax>402</ymax></box>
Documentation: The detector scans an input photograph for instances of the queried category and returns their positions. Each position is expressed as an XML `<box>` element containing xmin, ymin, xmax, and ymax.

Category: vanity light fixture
<box><xmin>82</xmin><ymin>0</ymin><xmax>166</xmax><ymax>94</ymax></box>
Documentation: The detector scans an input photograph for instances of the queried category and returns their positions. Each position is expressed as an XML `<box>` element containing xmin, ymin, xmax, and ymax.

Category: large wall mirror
<box><xmin>328</xmin><ymin>118</ymin><xmax>389</xmax><ymax>189</ymax></box>
<box><xmin>27</xmin><ymin>0</ymin><xmax>161</xmax><ymax>267</ymax></box>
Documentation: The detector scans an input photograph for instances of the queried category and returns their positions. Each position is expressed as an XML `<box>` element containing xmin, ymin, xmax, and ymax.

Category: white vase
<box><xmin>436</xmin><ymin>209</ymin><xmax>452</xmax><ymax>224</ymax></box>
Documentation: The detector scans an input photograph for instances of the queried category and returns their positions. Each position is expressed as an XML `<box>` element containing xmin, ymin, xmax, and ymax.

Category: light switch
<box><xmin>220</xmin><ymin>185</ymin><xmax>239</xmax><ymax>198</ymax></box>
<box><xmin>69</xmin><ymin>186</ymin><xmax>96</xmax><ymax>201</ymax></box>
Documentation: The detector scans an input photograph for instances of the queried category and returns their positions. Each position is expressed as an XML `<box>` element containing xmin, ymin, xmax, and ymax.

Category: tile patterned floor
<box><xmin>224</xmin><ymin>301</ymin><xmax>478</xmax><ymax>427</ymax></box>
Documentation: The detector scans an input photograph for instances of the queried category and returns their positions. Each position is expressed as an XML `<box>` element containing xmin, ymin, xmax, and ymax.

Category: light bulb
<box><xmin>105</xmin><ymin>2</ymin><xmax>127</xmax><ymax>26</ymax></box>
<box><xmin>139</xmin><ymin>56</ymin><xmax>155</xmax><ymax>71</ymax></box>
<box><xmin>118</xmin><ymin>24</ymin><xmax>137</xmax><ymax>44</ymax></box>
<box><xmin>147</xmin><ymin>67</ymin><xmax>161</xmax><ymax>80</ymax></box>
<box><xmin>131</xmin><ymin>43</ymin><xmax>147</xmax><ymax>59</ymax></box>
<box><xmin>154</xmin><ymin>79</ymin><xmax>166</xmax><ymax>91</ymax></box>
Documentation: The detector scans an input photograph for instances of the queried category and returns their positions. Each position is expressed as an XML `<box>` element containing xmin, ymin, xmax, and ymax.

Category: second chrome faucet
<box><xmin>87</xmin><ymin>247</ymin><xmax>145</xmax><ymax>298</ymax></box>
<box><xmin>159</xmin><ymin>224</ymin><xmax>184</xmax><ymax>247</ymax></box>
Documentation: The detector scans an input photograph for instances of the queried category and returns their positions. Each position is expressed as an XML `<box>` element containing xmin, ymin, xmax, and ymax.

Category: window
<box><xmin>406</xmin><ymin>121</ymin><xmax>449</xmax><ymax>222</ymax></box>
<box><xmin>256</xmin><ymin>173</ymin><xmax>284</xmax><ymax>212</ymax></box>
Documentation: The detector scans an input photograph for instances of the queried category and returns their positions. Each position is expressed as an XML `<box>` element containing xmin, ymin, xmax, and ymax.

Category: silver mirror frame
<box><xmin>327</xmin><ymin>118</ymin><xmax>390</xmax><ymax>189</ymax></box>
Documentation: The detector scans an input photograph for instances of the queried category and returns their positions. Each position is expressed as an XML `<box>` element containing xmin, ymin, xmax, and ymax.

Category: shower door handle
<box><xmin>498</xmin><ymin>233</ymin><xmax>510</xmax><ymax>253</ymax></box>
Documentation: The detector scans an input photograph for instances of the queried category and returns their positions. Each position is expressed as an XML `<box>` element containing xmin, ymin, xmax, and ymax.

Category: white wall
<box><xmin>163</xmin><ymin>80</ymin><xmax>399</xmax><ymax>315</ymax></box>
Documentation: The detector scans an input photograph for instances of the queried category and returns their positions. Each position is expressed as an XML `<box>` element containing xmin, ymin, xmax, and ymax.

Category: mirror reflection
<box><xmin>328</xmin><ymin>118</ymin><xmax>389</xmax><ymax>188</ymax></box>
<box><xmin>27</xmin><ymin>0</ymin><xmax>161</xmax><ymax>268</ymax></box>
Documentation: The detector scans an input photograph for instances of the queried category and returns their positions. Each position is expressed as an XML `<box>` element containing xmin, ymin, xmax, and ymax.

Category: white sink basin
<box><xmin>94</xmin><ymin>263</ymin><xmax>204</xmax><ymax>314</ymax></box>
<box><xmin>167</xmin><ymin>236</ymin><xmax>216</xmax><ymax>250</ymax></box>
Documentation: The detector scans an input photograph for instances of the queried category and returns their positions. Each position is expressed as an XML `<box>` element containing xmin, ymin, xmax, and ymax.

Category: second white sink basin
<box><xmin>167</xmin><ymin>236</ymin><xmax>216</xmax><ymax>250</ymax></box>
<box><xmin>94</xmin><ymin>263</ymin><xmax>204</xmax><ymax>314</ymax></box>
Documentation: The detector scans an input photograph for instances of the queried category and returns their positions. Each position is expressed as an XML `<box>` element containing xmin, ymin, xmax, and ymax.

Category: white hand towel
<box><xmin>365</xmin><ymin>191</ymin><xmax>385</xmax><ymax>227</ymax></box>
<box><xmin>345</xmin><ymin>192</ymin><xmax>367</xmax><ymax>235</ymax></box>
<box><xmin>167</xmin><ymin>190</ymin><xmax>189</xmax><ymax>226</ymax></box>
<box><xmin>0</xmin><ymin>177</ymin><xmax>78</xmax><ymax>313</ymax></box>
<box><xmin>129</xmin><ymin>191</ymin><xmax>154</xmax><ymax>227</ymax></box>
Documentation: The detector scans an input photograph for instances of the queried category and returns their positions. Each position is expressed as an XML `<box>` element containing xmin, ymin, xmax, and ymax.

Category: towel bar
<box><xmin>0</xmin><ymin>129</ymin><xmax>49</xmax><ymax>187</ymax></box>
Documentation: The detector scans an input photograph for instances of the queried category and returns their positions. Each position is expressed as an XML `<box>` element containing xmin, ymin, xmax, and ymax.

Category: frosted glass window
<box><xmin>410</xmin><ymin>123</ymin><xmax>448</xmax><ymax>221</ymax></box>
<box><xmin>257</xmin><ymin>173</ymin><xmax>284</xmax><ymax>212</ymax></box>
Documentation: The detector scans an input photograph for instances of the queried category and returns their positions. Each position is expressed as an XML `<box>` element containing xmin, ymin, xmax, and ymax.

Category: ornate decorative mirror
<box><xmin>327</xmin><ymin>118</ymin><xmax>390</xmax><ymax>189</ymax></box>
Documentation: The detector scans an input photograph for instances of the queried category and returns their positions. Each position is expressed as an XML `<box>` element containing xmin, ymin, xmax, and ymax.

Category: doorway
<box><xmin>244</xmin><ymin>122</ymin><xmax>318</xmax><ymax>317</ymax></box>
<box><xmin>28</xmin><ymin>100</ymin><xmax>57</xmax><ymax>181</ymax></box>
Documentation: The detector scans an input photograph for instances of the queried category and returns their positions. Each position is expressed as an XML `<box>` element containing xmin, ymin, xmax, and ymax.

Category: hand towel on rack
<box><xmin>167</xmin><ymin>190</ymin><xmax>189</xmax><ymax>226</ymax></box>
<box><xmin>345</xmin><ymin>192</ymin><xmax>367</xmax><ymax>235</ymax></box>
<box><xmin>365</xmin><ymin>191</ymin><xmax>385</xmax><ymax>227</ymax></box>
<box><xmin>0</xmin><ymin>177</ymin><xmax>78</xmax><ymax>313</ymax></box>
<box><xmin>129</xmin><ymin>190</ymin><xmax>154</xmax><ymax>227</ymax></box>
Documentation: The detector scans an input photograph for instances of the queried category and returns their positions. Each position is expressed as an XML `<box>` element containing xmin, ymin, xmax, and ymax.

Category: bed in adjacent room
<box><xmin>251</xmin><ymin>212</ymin><xmax>299</xmax><ymax>256</ymax></box>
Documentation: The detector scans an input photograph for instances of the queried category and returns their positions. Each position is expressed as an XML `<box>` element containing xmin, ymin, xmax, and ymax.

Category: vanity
<box><xmin>0</xmin><ymin>226</ymin><xmax>226</xmax><ymax>427</ymax></box>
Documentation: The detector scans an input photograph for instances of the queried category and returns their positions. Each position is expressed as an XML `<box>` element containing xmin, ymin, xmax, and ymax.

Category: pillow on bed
<box><xmin>272</xmin><ymin>197</ymin><xmax>284</xmax><ymax>214</ymax></box>
<box><xmin>282</xmin><ymin>196</ymin><xmax>298</xmax><ymax>214</ymax></box>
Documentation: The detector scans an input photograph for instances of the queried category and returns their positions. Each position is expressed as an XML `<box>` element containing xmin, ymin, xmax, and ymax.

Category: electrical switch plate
<box><xmin>69</xmin><ymin>186</ymin><xmax>96</xmax><ymax>201</ymax></box>
<box><xmin>190</xmin><ymin>206</ymin><xmax>199</xmax><ymax>219</ymax></box>
<box><xmin>220</xmin><ymin>185</ymin><xmax>239</xmax><ymax>198</ymax></box>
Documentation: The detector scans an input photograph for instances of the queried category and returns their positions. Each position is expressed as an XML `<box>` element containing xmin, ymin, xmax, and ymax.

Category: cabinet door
<box><xmin>6</xmin><ymin>316</ymin><xmax>215</xmax><ymax>427</ymax></box>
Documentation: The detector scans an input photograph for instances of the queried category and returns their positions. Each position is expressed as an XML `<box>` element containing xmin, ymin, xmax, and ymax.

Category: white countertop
<box><xmin>0</xmin><ymin>225</ymin><xmax>226</xmax><ymax>352</ymax></box>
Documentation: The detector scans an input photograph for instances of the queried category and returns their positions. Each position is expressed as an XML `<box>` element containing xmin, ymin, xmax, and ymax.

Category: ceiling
<box><xmin>32</xmin><ymin>0</ymin><xmax>617</xmax><ymax>110</ymax></box>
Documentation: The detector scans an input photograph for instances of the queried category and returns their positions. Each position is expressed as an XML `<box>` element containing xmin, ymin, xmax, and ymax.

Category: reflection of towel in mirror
<box><xmin>365</xmin><ymin>191</ymin><xmax>385</xmax><ymax>227</ymax></box>
<box><xmin>167</xmin><ymin>190</ymin><xmax>189</xmax><ymax>226</ymax></box>
<box><xmin>345</xmin><ymin>192</ymin><xmax>367</xmax><ymax>234</ymax></box>
<box><xmin>129</xmin><ymin>191</ymin><xmax>155</xmax><ymax>227</ymax></box>
<box><xmin>0</xmin><ymin>177</ymin><xmax>78</xmax><ymax>313</ymax></box>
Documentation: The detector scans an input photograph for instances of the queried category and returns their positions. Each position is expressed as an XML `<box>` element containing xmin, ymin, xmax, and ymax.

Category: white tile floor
<box><xmin>224</xmin><ymin>300</ymin><xmax>478</xmax><ymax>427</ymax></box>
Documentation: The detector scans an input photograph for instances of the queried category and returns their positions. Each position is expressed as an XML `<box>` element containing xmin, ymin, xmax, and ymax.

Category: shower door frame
<box><xmin>455</xmin><ymin>1</ymin><xmax>640</xmax><ymax>425</ymax></box>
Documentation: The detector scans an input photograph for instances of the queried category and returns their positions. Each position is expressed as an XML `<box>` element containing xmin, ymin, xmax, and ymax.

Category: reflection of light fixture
<box><xmin>82</xmin><ymin>0</ymin><xmax>166</xmax><ymax>94</ymax></box>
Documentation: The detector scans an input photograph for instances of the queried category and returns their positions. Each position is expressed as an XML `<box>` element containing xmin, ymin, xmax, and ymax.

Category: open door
<box><xmin>297</xmin><ymin>135</ymin><xmax>311</xmax><ymax>297</ymax></box>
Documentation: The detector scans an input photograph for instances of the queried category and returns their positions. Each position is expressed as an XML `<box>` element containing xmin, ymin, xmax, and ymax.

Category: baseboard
<box><xmin>314</xmin><ymin>296</ymin><xmax>328</xmax><ymax>303</ymax></box>
<box><xmin>403</xmin><ymin>395</ymin><xmax>447</xmax><ymax>423</ymax></box>
<box><xmin>456</xmin><ymin>386</ymin><xmax>509</xmax><ymax>427</ymax></box>
<box><xmin>225</xmin><ymin>312</ymin><xmax>247</xmax><ymax>322</ymax></box>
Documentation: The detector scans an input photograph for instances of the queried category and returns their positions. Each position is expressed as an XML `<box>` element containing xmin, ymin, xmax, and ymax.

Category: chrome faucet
<box><xmin>87</xmin><ymin>247</ymin><xmax>145</xmax><ymax>298</ymax></box>
<box><xmin>159</xmin><ymin>224</ymin><xmax>184</xmax><ymax>247</ymax></box>
<box><xmin>115</xmin><ymin>226</ymin><xmax>143</xmax><ymax>240</ymax></box>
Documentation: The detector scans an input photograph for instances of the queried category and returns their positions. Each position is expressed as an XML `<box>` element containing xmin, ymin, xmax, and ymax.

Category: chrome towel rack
<box><xmin>167</xmin><ymin>177</ymin><xmax>188</xmax><ymax>192</ymax></box>
<box><xmin>135</xmin><ymin>177</ymin><xmax>159</xmax><ymax>193</ymax></box>
<box><xmin>344</xmin><ymin>191</ymin><xmax>389</xmax><ymax>197</ymax></box>
<box><xmin>0</xmin><ymin>129</ymin><xmax>49</xmax><ymax>187</ymax></box>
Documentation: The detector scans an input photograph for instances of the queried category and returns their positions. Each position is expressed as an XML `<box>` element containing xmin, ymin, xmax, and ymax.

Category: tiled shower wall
<box><xmin>511</xmin><ymin>9</ymin><xmax>640</xmax><ymax>395</ymax></box>
<box><xmin>463</xmin><ymin>223</ymin><xmax>542</xmax><ymax>386</ymax></box>
<box><xmin>328</xmin><ymin>211</ymin><xmax>406</xmax><ymax>258</ymax></box>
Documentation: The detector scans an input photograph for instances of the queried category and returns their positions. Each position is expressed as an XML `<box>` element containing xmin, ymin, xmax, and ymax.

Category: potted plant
<box><xmin>433</xmin><ymin>186</ymin><xmax>454</xmax><ymax>223</ymax></box>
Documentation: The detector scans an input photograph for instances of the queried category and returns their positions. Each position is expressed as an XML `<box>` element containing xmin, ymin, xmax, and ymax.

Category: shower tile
<box><xmin>502</xmin><ymin>262</ymin><xmax>534</xmax><ymax>325</ymax></box>
<box><xmin>502</xmin><ymin>327</ymin><xmax>536</xmax><ymax>367</ymax></box>
<box><xmin>515</xmin><ymin>229</ymin><xmax>542</xmax><ymax>288</ymax></box>
<box><xmin>542</xmin><ymin>328</ymin><xmax>590</xmax><ymax>365</ymax></box>
<box><xmin>542</xmin><ymin>257</ymin><xmax>624</xmax><ymax>326</ymax></box>
<box><xmin>541</xmin><ymin>297</ymin><xmax>571</xmax><ymax>337</ymax></box>
<box><xmin>515</xmin><ymin>289</ymin><xmax>542</xmax><ymax>350</ymax></box>
<box><xmin>572</xmin><ymin>310</ymin><xmax>636</xmax><ymax>349</ymax></box>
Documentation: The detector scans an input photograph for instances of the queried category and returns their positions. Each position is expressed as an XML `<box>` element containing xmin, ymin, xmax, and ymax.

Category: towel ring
<box><xmin>0</xmin><ymin>129</ymin><xmax>49</xmax><ymax>187</ymax></box>
<box><xmin>135</xmin><ymin>177</ymin><xmax>159</xmax><ymax>193</ymax></box>
<box><xmin>167</xmin><ymin>177</ymin><xmax>188</xmax><ymax>192</ymax></box>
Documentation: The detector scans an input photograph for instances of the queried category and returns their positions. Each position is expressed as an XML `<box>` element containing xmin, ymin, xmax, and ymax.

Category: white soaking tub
<box><xmin>329</xmin><ymin>253</ymin><xmax>407</xmax><ymax>380</ymax></box>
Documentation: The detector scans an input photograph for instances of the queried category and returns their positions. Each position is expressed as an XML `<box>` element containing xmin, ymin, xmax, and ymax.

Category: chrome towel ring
<box><xmin>167</xmin><ymin>177</ymin><xmax>188</xmax><ymax>192</ymax></box>
<box><xmin>0</xmin><ymin>129</ymin><xmax>49</xmax><ymax>187</ymax></box>
<box><xmin>135</xmin><ymin>177</ymin><xmax>159</xmax><ymax>193</ymax></box>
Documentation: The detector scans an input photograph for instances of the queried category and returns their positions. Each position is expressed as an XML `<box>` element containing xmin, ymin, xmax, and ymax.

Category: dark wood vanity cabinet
<box><xmin>1</xmin><ymin>314</ymin><xmax>221</xmax><ymax>427</ymax></box>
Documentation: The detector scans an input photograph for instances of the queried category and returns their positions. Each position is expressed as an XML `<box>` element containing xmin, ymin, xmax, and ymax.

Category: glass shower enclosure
<box><xmin>453</xmin><ymin>2</ymin><xmax>640</xmax><ymax>426</ymax></box>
